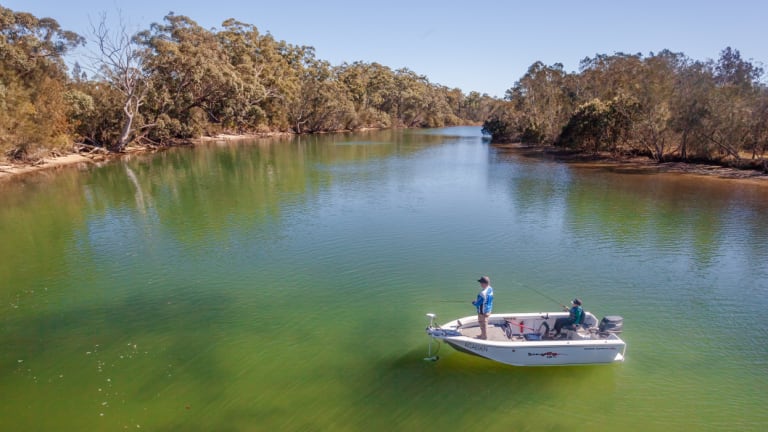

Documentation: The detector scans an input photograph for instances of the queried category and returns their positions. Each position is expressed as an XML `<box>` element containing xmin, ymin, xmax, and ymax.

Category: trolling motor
<box><xmin>425</xmin><ymin>313</ymin><xmax>461</xmax><ymax>338</ymax></box>
<box><xmin>424</xmin><ymin>313</ymin><xmax>440</xmax><ymax>361</ymax></box>
<box><xmin>424</xmin><ymin>313</ymin><xmax>463</xmax><ymax>361</ymax></box>
<box><xmin>426</xmin><ymin>313</ymin><xmax>437</xmax><ymax>328</ymax></box>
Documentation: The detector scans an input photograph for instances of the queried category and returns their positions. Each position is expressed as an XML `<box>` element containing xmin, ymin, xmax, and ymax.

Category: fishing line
<box><xmin>516</xmin><ymin>282</ymin><xmax>568</xmax><ymax>310</ymax></box>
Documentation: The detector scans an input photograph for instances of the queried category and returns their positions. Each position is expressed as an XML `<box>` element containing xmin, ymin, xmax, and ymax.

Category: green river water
<box><xmin>1</xmin><ymin>127</ymin><xmax>766</xmax><ymax>431</ymax></box>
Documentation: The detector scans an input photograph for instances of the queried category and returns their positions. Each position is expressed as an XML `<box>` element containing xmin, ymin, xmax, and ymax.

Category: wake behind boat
<box><xmin>425</xmin><ymin>311</ymin><xmax>626</xmax><ymax>366</ymax></box>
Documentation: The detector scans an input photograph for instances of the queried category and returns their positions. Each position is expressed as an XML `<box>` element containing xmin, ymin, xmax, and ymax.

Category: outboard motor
<box><xmin>599</xmin><ymin>316</ymin><xmax>624</xmax><ymax>335</ymax></box>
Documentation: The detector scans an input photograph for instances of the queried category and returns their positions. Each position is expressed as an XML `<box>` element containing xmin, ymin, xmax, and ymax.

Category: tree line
<box><xmin>482</xmin><ymin>49</ymin><xmax>768</xmax><ymax>171</ymax></box>
<box><xmin>4</xmin><ymin>5</ymin><xmax>766</xmax><ymax>172</ymax></box>
<box><xmin>1</xmin><ymin>6</ymin><xmax>500</xmax><ymax>159</ymax></box>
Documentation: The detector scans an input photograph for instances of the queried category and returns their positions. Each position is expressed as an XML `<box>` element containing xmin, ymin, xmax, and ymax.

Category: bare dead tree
<box><xmin>89</xmin><ymin>12</ymin><xmax>149</xmax><ymax>152</ymax></box>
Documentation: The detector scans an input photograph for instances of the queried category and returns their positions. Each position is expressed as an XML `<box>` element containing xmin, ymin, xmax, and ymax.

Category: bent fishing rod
<box><xmin>439</xmin><ymin>282</ymin><xmax>570</xmax><ymax>310</ymax></box>
<box><xmin>515</xmin><ymin>282</ymin><xmax>570</xmax><ymax>310</ymax></box>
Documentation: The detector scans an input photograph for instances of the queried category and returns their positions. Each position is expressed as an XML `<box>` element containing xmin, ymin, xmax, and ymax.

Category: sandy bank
<box><xmin>0</xmin><ymin>153</ymin><xmax>97</xmax><ymax>181</ymax></box>
<box><xmin>494</xmin><ymin>143</ymin><xmax>768</xmax><ymax>186</ymax></box>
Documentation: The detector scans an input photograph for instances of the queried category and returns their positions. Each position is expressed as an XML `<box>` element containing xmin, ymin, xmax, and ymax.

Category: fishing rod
<box><xmin>516</xmin><ymin>282</ymin><xmax>569</xmax><ymax>310</ymax></box>
<box><xmin>439</xmin><ymin>282</ymin><xmax>572</xmax><ymax>311</ymax></box>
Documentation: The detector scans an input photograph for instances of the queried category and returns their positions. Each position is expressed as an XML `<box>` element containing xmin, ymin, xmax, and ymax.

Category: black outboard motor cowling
<box><xmin>599</xmin><ymin>316</ymin><xmax>624</xmax><ymax>334</ymax></box>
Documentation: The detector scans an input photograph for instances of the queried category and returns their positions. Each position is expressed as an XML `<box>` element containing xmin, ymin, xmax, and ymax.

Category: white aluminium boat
<box><xmin>425</xmin><ymin>311</ymin><xmax>626</xmax><ymax>366</ymax></box>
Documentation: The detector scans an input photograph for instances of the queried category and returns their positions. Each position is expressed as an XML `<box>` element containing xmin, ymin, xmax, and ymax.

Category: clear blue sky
<box><xmin>8</xmin><ymin>0</ymin><xmax>768</xmax><ymax>97</ymax></box>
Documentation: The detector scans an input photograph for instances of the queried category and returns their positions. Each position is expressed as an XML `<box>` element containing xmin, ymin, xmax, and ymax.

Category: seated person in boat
<box><xmin>553</xmin><ymin>298</ymin><xmax>583</xmax><ymax>337</ymax></box>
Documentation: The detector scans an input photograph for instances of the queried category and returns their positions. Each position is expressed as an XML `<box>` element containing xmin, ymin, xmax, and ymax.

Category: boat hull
<box><xmin>442</xmin><ymin>337</ymin><xmax>625</xmax><ymax>366</ymax></box>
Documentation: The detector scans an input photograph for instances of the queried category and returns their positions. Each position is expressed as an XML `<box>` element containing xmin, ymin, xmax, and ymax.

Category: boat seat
<box><xmin>567</xmin><ymin>327</ymin><xmax>592</xmax><ymax>340</ymax></box>
<box><xmin>563</xmin><ymin>316</ymin><xmax>597</xmax><ymax>339</ymax></box>
<box><xmin>581</xmin><ymin>315</ymin><xmax>597</xmax><ymax>329</ymax></box>
<box><xmin>565</xmin><ymin>314</ymin><xmax>594</xmax><ymax>332</ymax></box>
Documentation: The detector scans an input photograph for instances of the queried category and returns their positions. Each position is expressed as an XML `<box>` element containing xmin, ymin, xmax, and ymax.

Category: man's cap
<box><xmin>572</xmin><ymin>298</ymin><xmax>582</xmax><ymax>305</ymax></box>
<box><xmin>478</xmin><ymin>276</ymin><xmax>490</xmax><ymax>284</ymax></box>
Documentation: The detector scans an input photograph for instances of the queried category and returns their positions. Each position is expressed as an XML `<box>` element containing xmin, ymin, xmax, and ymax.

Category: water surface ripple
<box><xmin>1</xmin><ymin>127</ymin><xmax>766</xmax><ymax>431</ymax></box>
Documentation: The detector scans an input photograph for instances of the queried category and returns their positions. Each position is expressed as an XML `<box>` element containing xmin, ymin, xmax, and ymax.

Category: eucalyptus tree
<box><xmin>389</xmin><ymin>68</ymin><xmax>435</xmax><ymax>127</ymax></box>
<box><xmin>749</xmin><ymin>90</ymin><xmax>768</xmax><ymax>165</ymax></box>
<box><xmin>0</xmin><ymin>6</ymin><xmax>83</xmax><ymax>158</ymax></box>
<box><xmin>481</xmin><ymin>108</ymin><xmax>522</xmax><ymax>143</ymax></box>
<box><xmin>669</xmin><ymin>60</ymin><xmax>713</xmax><ymax>159</ymax></box>
<box><xmin>557</xmin><ymin>99</ymin><xmax>610</xmax><ymax>151</ymax></box>
<box><xmin>249</xmin><ymin>34</ymin><xmax>302</xmax><ymax>130</ymax></box>
<box><xmin>285</xmin><ymin>47</ymin><xmax>355</xmax><ymax>133</ymax></box>
<box><xmin>505</xmin><ymin>61</ymin><xmax>571</xmax><ymax>144</ymax></box>
<box><xmin>577</xmin><ymin>53</ymin><xmax>644</xmax><ymax>101</ymax></box>
<box><xmin>89</xmin><ymin>12</ymin><xmax>151</xmax><ymax>151</ymax></box>
<box><xmin>214</xmin><ymin>19</ymin><xmax>280</xmax><ymax>130</ymax></box>
<box><xmin>557</xmin><ymin>93</ymin><xmax>638</xmax><ymax>154</ymax></box>
<box><xmin>702</xmin><ymin>87</ymin><xmax>754</xmax><ymax>162</ymax></box>
<box><xmin>0</xmin><ymin>7</ymin><xmax>82</xmax><ymax>78</ymax></box>
<box><xmin>444</xmin><ymin>87</ymin><xmax>465</xmax><ymax>120</ymax></box>
<box><xmin>336</xmin><ymin>61</ymin><xmax>372</xmax><ymax>123</ymax></box>
<box><xmin>358</xmin><ymin>62</ymin><xmax>400</xmax><ymax>126</ymax></box>
<box><xmin>630</xmin><ymin>51</ymin><xmax>682</xmax><ymax>161</ymax></box>
<box><xmin>714</xmin><ymin>47</ymin><xmax>763</xmax><ymax>89</ymax></box>
<box><xmin>701</xmin><ymin>47</ymin><xmax>765</xmax><ymax>163</ymax></box>
<box><xmin>461</xmin><ymin>91</ymin><xmax>482</xmax><ymax>121</ymax></box>
<box><xmin>137</xmin><ymin>13</ymin><xmax>242</xmax><ymax>139</ymax></box>
<box><xmin>416</xmin><ymin>84</ymin><xmax>458</xmax><ymax>128</ymax></box>
<box><xmin>434</xmin><ymin>85</ymin><xmax>463</xmax><ymax>127</ymax></box>
<box><xmin>464</xmin><ymin>91</ymin><xmax>502</xmax><ymax>123</ymax></box>
<box><xmin>336</xmin><ymin>61</ymin><xmax>396</xmax><ymax>128</ymax></box>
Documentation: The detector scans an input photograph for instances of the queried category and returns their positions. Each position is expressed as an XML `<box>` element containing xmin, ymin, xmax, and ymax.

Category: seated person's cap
<box><xmin>572</xmin><ymin>298</ymin><xmax>582</xmax><ymax>305</ymax></box>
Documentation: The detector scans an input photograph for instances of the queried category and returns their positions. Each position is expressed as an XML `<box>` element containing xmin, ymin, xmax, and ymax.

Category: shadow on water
<box><xmin>337</xmin><ymin>345</ymin><xmax>620</xmax><ymax>431</ymax></box>
<box><xmin>1</xmin><ymin>289</ymin><xmax>236</xmax><ymax>406</ymax></box>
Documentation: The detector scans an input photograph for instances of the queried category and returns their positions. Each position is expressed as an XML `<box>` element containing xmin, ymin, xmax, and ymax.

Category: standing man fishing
<box><xmin>472</xmin><ymin>276</ymin><xmax>494</xmax><ymax>340</ymax></box>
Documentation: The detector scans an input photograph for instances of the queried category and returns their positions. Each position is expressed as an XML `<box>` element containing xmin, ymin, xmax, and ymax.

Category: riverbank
<box><xmin>493</xmin><ymin>143</ymin><xmax>768</xmax><ymax>185</ymax></box>
<box><xmin>0</xmin><ymin>153</ymin><xmax>98</xmax><ymax>181</ymax></box>
<box><xmin>0</xmin><ymin>132</ymin><xmax>290</xmax><ymax>182</ymax></box>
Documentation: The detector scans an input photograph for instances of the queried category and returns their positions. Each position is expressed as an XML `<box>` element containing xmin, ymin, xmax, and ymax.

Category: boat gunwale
<box><xmin>432</xmin><ymin>312</ymin><xmax>626</xmax><ymax>347</ymax></box>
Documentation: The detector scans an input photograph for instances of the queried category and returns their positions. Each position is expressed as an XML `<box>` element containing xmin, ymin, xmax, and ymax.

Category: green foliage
<box><xmin>130</xmin><ymin>14</ymin><xmax>475</xmax><ymax>139</ymax></box>
<box><xmin>557</xmin><ymin>96</ymin><xmax>638</xmax><ymax>153</ymax></box>
<box><xmin>482</xmin><ymin>105</ymin><xmax>524</xmax><ymax>142</ymax></box>
<box><xmin>0</xmin><ymin>5</ymin><xmax>83</xmax><ymax>159</ymax></box>
<box><xmin>2</xmin><ymin>7</ymin><xmax>497</xmax><ymax>160</ymax></box>
<box><xmin>481</xmin><ymin>116</ymin><xmax>516</xmax><ymax>143</ymax></box>
<box><xmin>3</xmin><ymin>5</ymin><xmax>765</xmax><ymax>172</ymax></box>
<box><xmin>490</xmin><ymin>48</ymin><xmax>768</xmax><ymax>168</ymax></box>
<box><xmin>0</xmin><ymin>6</ymin><xmax>83</xmax><ymax>79</ymax></box>
<box><xmin>504</xmin><ymin>62</ymin><xmax>574</xmax><ymax>144</ymax></box>
<box><xmin>71</xmin><ymin>82</ymin><xmax>126</xmax><ymax>147</ymax></box>
<box><xmin>557</xmin><ymin>99</ymin><xmax>610</xmax><ymax>151</ymax></box>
